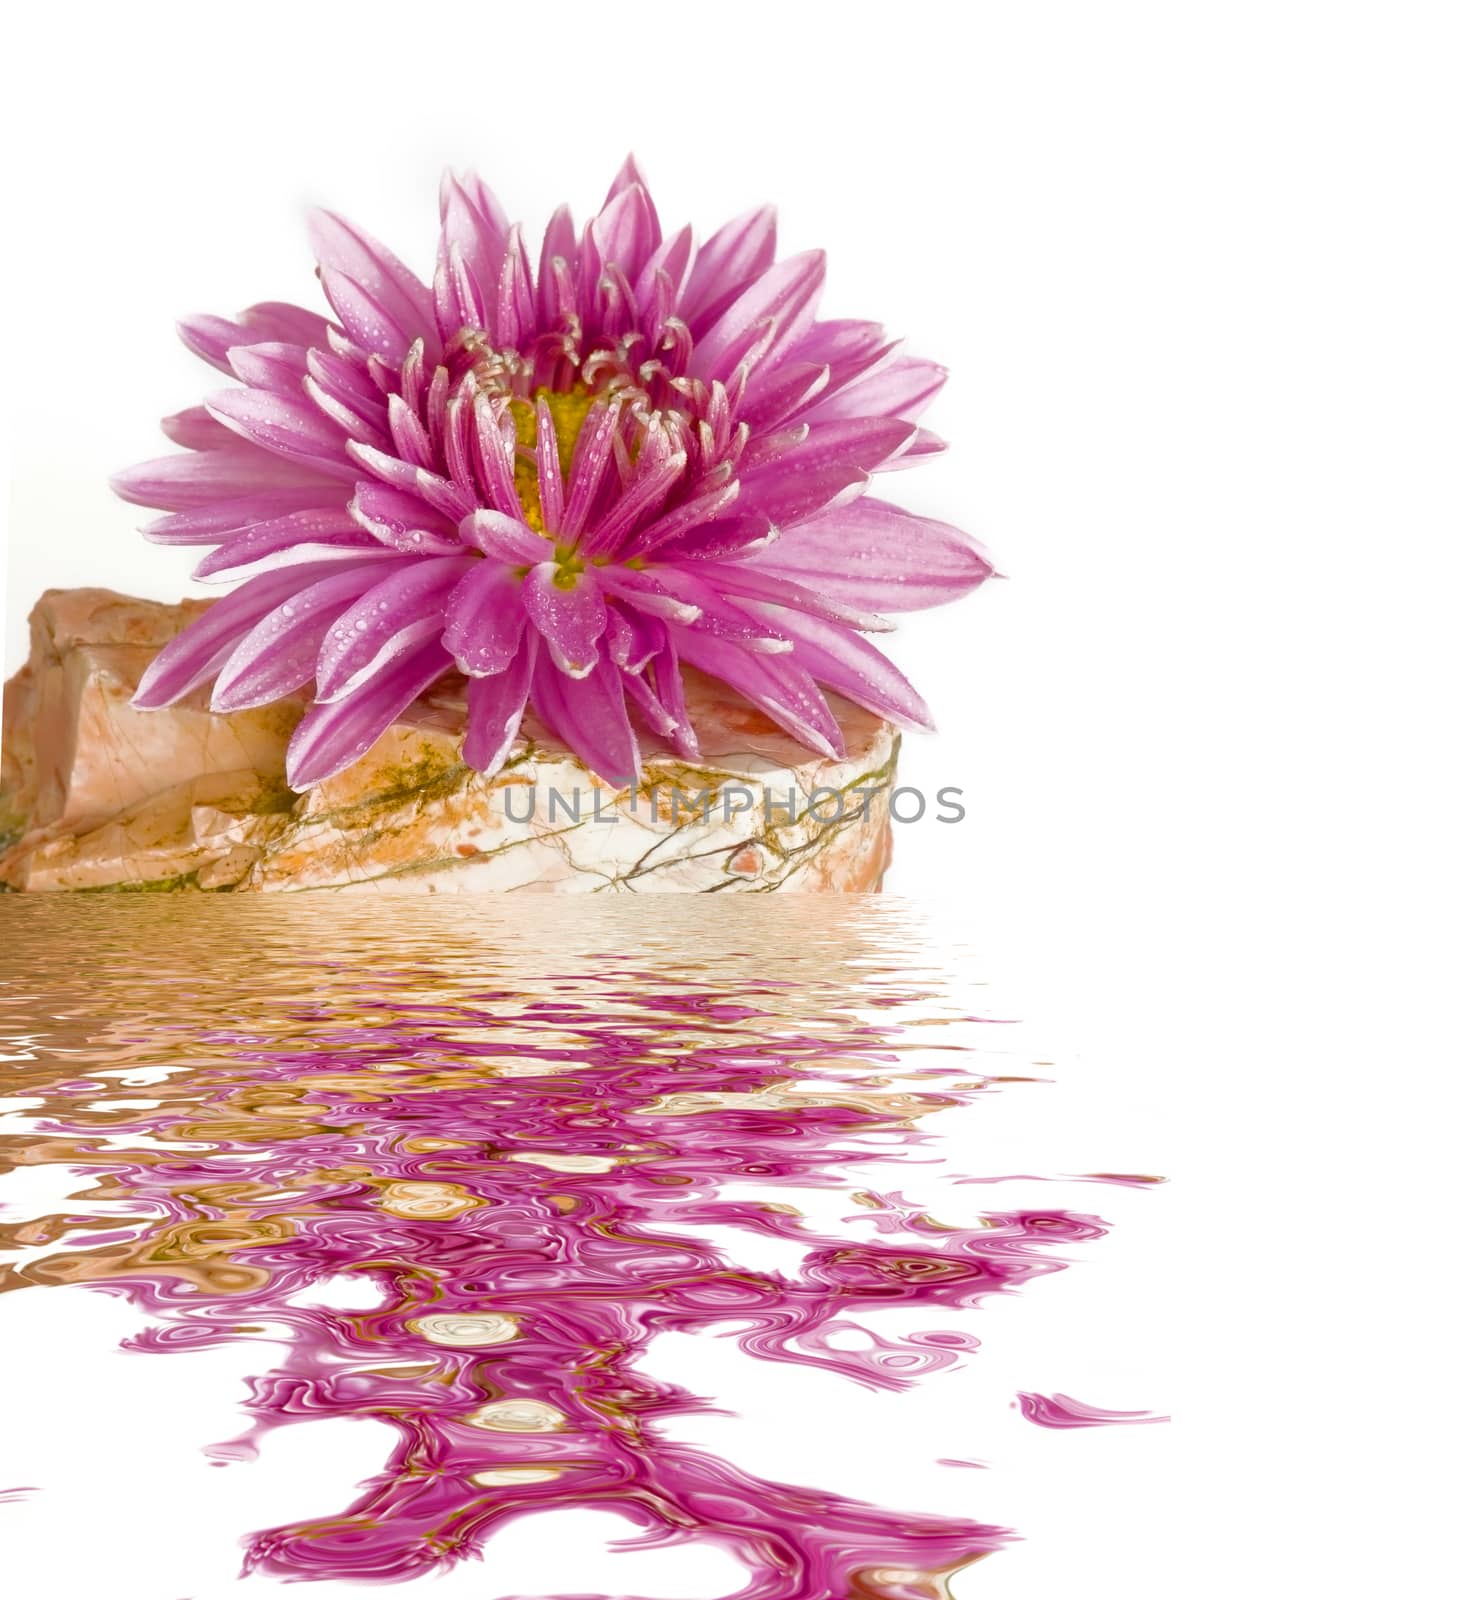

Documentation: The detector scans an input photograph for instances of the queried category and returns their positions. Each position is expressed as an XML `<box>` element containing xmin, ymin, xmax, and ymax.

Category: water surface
<box><xmin>0</xmin><ymin>898</ymin><xmax>1160</xmax><ymax>1598</ymax></box>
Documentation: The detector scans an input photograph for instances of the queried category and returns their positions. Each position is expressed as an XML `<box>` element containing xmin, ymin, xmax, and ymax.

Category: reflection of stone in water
<box><xmin>409</xmin><ymin>1313</ymin><xmax>519</xmax><ymax>1347</ymax></box>
<box><xmin>375</xmin><ymin>1181</ymin><xmax>482</xmax><ymax>1219</ymax></box>
<box><xmin>0</xmin><ymin>897</ymin><xmax>1153</xmax><ymax>1599</ymax></box>
<box><xmin>465</xmin><ymin>1400</ymin><xmax>570</xmax><ymax>1433</ymax></box>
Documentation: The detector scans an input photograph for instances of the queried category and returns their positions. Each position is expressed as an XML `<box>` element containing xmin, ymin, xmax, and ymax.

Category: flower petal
<box><xmin>193</xmin><ymin>510</ymin><xmax>390</xmax><ymax>581</ymax></box>
<box><xmin>689</xmin><ymin>249</ymin><xmax>825</xmax><ymax>384</ymax></box>
<box><xmin>689</xmin><ymin>561</ymin><xmax>893</xmax><ymax>633</ymax></box>
<box><xmin>744</xmin><ymin>416</ymin><xmax>916</xmax><ymax>482</ymax></box>
<box><xmin>745</xmin><ymin>605</ymin><xmax>935</xmax><ymax>732</ymax></box>
<box><xmin>308</xmin><ymin>209</ymin><xmax>437</xmax><ymax>360</ymax></box>
<box><xmin>112</xmin><ymin>449</ymin><xmax>341</xmax><ymax>511</ymax></box>
<box><xmin>140</xmin><ymin>491</ymin><xmax>349</xmax><ymax>545</ymax></box>
<box><xmin>286</xmin><ymin>639</ymin><xmax>453</xmax><ymax>789</ymax></box>
<box><xmin>132</xmin><ymin>562</ymin><xmax>354</xmax><ymax>708</ymax></box>
<box><xmin>521</xmin><ymin>565</ymin><xmax>607</xmax><ymax>678</ymax></box>
<box><xmin>314</xmin><ymin>554</ymin><xmax>473</xmax><ymax>703</ymax></box>
<box><xmin>750</xmin><ymin>498</ymin><xmax>994</xmax><ymax>612</ymax></box>
<box><xmin>177</xmin><ymin>302</ymin><xmax>334</xmax><ymax>374</ymax></box>
<box><xmin>226</xmin><ymin>341</ymin><xmax>311</xmax><ymax>395</ymax></box>
<box><xmin>603</xmin><ymin>155</ymin><xmax>661</xmax><ymax>249</ymax></box>
<box><xmin>206</xmin><ymin>389</ymin><xmax>355</xmax><ymax>479</ymax></box>
<box><xmin>733</xmin><ymin>455</ymin><xmax>867</xmax><ymax>526</ymax></box>
<box><xmin>536</xmin><ymin>204</ymin><xmax>579</xmax><ymax>327</ymax></box>
<box><xmin>211</xmin><ymin>561</ymin><xmax>401</xmax><ymax>711</ymax></box>
<box><xmin>350</xmin><ymin>482</ymin><xmax>463</xmax><ymax>555</ymax></box>
<box><xmin>460</xmin><ymin>508</ymin><xmax>547</xmax><ymax>564</ymax></box>
<box><xmin>495</xmin><ymin>225</ymin><xmax>536</xmax><ymax>349</ymax></box>
<box><xmin>159</xmin><ymin>406</ymin><xmax>238</xmax><ymax>451</ymax></box>
<box><xmin>606</xmin><ymin>607</ymin><xmax>666</xmax><ymax>674</ymax></box>
<box><xmin>670</xmin><ymin>629</ymin><xmax>843</xmax><ymax>758</ymax></box>
<box><xmin>804</xmin><ymin>356</ymin><xmax>948</xmax><ymax>425</ymax></box>
<box><xmin>443</xmin><ymin>562</ymin><xmax>527</xmax><ymax>677</ymax></box>
<box><xmin>463</xmin><ymin>635</ymin><xmax>536</xmax><ymax>774</ymax></box>
<box><xmin>319</xmin><ymin>268</ymin><xmax>416</xmax><ymax>365</ymax></box>
<box><xmin>529</xmin><ymin>653</ymin><xmax>639</xmax><ymax>787</ymax></box>
<box><xmin>679</xmin><ymin>205</ymin><xmax>777</xmax><ymax>332</ymax></box>
<box><xmin>560</xmin><ymin>401</ymin><xmax>622</xmax><ymax>539</ymax></box>
<box><xmin>584</xmin><ymin>183</ymin><xmax>657</xmax><ymax>294</ymax></box>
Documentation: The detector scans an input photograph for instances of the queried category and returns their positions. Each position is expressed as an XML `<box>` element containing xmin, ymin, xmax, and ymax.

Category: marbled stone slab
<box><xmin>2</xmin><ymin>589</ymin><xmax>897</xmax><ymax>893</ymax></box>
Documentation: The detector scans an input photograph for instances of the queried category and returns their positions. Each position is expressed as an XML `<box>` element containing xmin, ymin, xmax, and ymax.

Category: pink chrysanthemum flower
<box><xmin>114</xmin><ymin>159</ymin><xmax>992</xmax><ymax>788</ymax></box>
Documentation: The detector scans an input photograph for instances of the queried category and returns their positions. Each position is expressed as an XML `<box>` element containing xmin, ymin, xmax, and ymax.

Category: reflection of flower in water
<box><xmin>0</xmin><ymin>898</ymin><xmax>1161</xmax><ymax>1599</ymax></box>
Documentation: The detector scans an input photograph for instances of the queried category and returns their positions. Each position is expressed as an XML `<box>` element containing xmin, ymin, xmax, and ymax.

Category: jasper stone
<box><xmin>1</xmin><ymin>589</ymin><xmax>897</xmax><ymax>893</ymax></box>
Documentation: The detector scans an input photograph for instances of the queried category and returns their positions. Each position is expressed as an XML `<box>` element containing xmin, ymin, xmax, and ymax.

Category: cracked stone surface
<box><xmin>2</xmin><ymin>589</ymin><xmax>897</xmax><ymax>893</ymax></box>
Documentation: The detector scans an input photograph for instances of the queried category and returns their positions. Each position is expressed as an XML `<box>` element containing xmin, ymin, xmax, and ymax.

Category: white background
<box><xmin>2</xmin><ymin>2</ymin><xmax>1458</xmax><ymax>1597</ymax></box>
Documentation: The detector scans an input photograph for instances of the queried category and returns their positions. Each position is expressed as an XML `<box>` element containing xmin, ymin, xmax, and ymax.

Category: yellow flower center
<box><xmin>508</xmin><ymin>385</ymin><xmax>598</xmax><ymax>535</ymax></box>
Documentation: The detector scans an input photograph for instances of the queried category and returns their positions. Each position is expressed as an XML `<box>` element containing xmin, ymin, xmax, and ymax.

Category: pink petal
<box><xmin>689</xmin><ymin>249</ymin><xmax>825</xmax><ymax>385</ymax></box>
<box><xmin>804</xmin><ymin>355</ymin><xmax>948</xmax><ymax>424</ymax></box>
<box><xmin>603</xmin><ymin>155</ymin><xmax>661</xmax><ymax>251</ymax></box>
<box><xmin>606</xmin><ymin>606</ymin><xmax>666</xmax><ymax>674</ymax></box>
<box><xmin>739</xmin><ymin>361</ymin><xmax>832</xmax><ymax>431</ymax></box>
<box><xmin>443</xmin><ymin>563</ymin><xmax>528</xmax><ymax>677</ymax></box>
<box><xmin>471</xmin><ymin>398</ymin><xmax>526</xmax><ymax>519</ymax></box>
<box><xmin>177</xmin><ymin>302</ymin><xmax>334</xmax><ymax>374</ymax></box>
<box><xmin>319</xmin><ymin>268</ymin><xmax>417</xmax><ymax>365</ymax></box>
<box><xmin>308</xmin><ymin>209</ymin><xmax>437</xmax><ymax>360</ymax></box>
<box><xmin>670</xmin><ymin>629</ymin><xmax>844</xmax><ymax>758</ymax></box>
<box><xmin>788</xmin><ymin>318</ymin><xmax>890</xmax><ymax>371</ymax></box>
<box><xmin>313</xmin><ymin>554</ymin><xmax>473</xmax><ymax>703</ymax></box>
<box><xmin>595</xmin><ymin>567</ymin><xmax>703</xmax><ymax>624</ymax></box>
<box><xmin>132</xmin><ymin>562</ymin><xmax>352</xmax><ymax>708</ymax></box>
<box><xmin>302</xmin><ymin>375</ymin><xmax>393</xmax><ymax>452</ymax></box>
<box><xmin>434</xmin><ymin>243</ymin><xmax>487</xmax><ymax>343</ymax></box>
<box><xmin>534</xmin><ymin>397</ymin><xmax>566</xmax><ymax>532</ymax></box>
<box><xmin>112</xmin><ymin>448</ymin><xmax>341</xmax><ymax>511</ymax></box>
<box><xmin>206</xmin><ymin>389</ymin><xmax>355</xmax><ymax>479</ymax></box>
<box><xmin>745</xmin><ymin>604</ymin><xmax>934</xmax><ymax>731</ymax></box>
<box><xmin>140</xmin><ymin>490</ymin><xmax>349</xmax><ymax>546</ymax></box>
<box><xmin>584</xmin><ymin>184</ymin><xmax>656</xmax><ymax>295</ymax></box>
<box><xmin>286</xmin><ymin>639</ymin><xmax>453</xmax><ymax>789</ymax></box>
<box><xmin>387</xmin><ymin>393</ymin><xmax>436</xmax><ymax>470</ymax></box>
<box><xmin>495</xmin><ymin>225</ymin><xmax>536</xmax><ymax>349</ymax></box>
<box><xmin>651</xmin><ymin>512</ymin><xmax>777</xmax><ymax>562</ymax></box>
<box><xmin>529</xmin><ymin>654</ymin><xmax>639</xmax><ymax>787</ymax></box>
<box><xmin>632</xmin><ymin>566</ymin><xmax>789</xmax><ymax>653</ymax></box>
<box><xmin>346</xmin><ymin>441</ymin><xmax>477</xmax><ymax>522</ymax></box>
<box><xmin>305</xmin><ymin>344</ymin><xmax>381</xmax><ymax>411</ymax></box>
<box><xmin>679</xmin><ymin>205</ymin><xmax>777</xmax><ymax>332</ymax></box>
<box><xmin>438</xmin><ymin>172</ymin><xmax>509</xmax><ymax>334</ymax></box>
<box><xmin>211</xmin><ymin>561</ymin><xmax>401</xmax><ymax>711</ymax></box>
<box><xmin>750</xmin><ymin>498</ymin><xmax>994</xmax><ymax>612</ymax></box>
<box><xmin>460</xmin><ymin>508</ymin><xmax>548</xmax><ymax>564</ymax></box>
<box><xmin>536</xmin><ymin>204</ymin><xmax>579</xmax><ymax>327</ymax></box>
<box><xmin>634</xmin><ymin>224</ymin><xmax>694</xmax><ymax>318</ymax></box>
<box><xmin>159</xmin><ymin>407</ymin><xmax>238</xmax><ymax>450</ymax></box>
<box><xmin>689</xmin><ymin>561</ymin><xmax>893</xmax><ymax>633</ymax></box>
<box><xmin>522</xmin><ymin>565</ymin><xmax>607</xmax><ymax>678</ymax></box>
<box><xmin>643</xmin><ymin>640</ymin><xmax>700</xmax><ymax>759</ymax></box>
<box><xmin>463</xmin><ymin>636</ymin><xmax>536</xmax><ymax>774</ymax></box>
<box><xmin>193</xmin><ymin>510</ymin><xmax>389</xmax><ymax>581</ymax></box>
<box><xmin>575</xmin><ymin>433</ymin><xmax>687</xmax><ymax>558</ymax></box>
<box><xmin>622</xmin><ymin>475</ymin><xmax>742</xmax><ymax>559</ymax></box>
<box><xmin>733</xmin><ymin>456</ymin><xmax>867</xmax><ymax>527</ymax></box>
<box><xmin>226</xmin><ymin>341</ymin><xmax>311</xmax><ymax>395</ymax></box>
<box><xmin>621</xmin><ymin>665</ymin><xmax>679</xmax><ymax>740</ymax></box>
<box><xmin>560</xmin><ymin>402</ymin><xmax>622</xmax><ymax>539</ymax></box>
<box><xmin>350</xmin><ymin>482</ymin><xmax>463</xmax><ymax>555</ymax></box>
<box><xmin>744</xmin><ymin>416</ymin><xmax>916</xmax><ymax>480</ymax></box>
